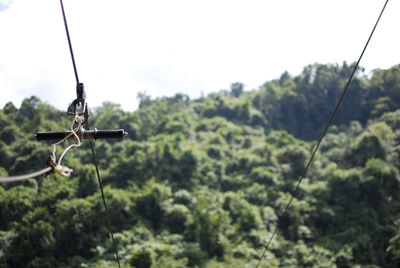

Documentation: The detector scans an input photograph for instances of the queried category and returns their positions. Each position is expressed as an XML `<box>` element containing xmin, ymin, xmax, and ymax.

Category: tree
<box><xmin>230</xmin><ymin>82</ymin><xmax>244</xmax><ymax>97</ymax></box>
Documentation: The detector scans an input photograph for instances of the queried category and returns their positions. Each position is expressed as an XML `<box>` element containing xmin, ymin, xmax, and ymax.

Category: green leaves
<box><xmin>1</xmin><ymin>63</ymin><xmax>400</xmax><ymax>267</ymax></box>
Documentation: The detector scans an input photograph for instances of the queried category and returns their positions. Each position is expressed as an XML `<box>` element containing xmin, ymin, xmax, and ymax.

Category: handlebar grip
<box><xmin>35</xmin><ymin>129</ymin><xmax>128</xmax><ymax>141</ymax></box>
<box><xmin>85</xmin><ymin>129</ymin><xmax>128</xmax><ymax>140</ymax></box>
<box><xmin>35</xmin><ymin>131</ymin><xmax>71</xmax><ymax>141</ymax></box>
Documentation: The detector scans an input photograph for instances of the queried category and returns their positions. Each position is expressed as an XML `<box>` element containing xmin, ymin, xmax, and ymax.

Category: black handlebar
<box><xmin>35</xmin><ymin>129</ymin><xmax>128</xmax><ymax>141</ymax></box>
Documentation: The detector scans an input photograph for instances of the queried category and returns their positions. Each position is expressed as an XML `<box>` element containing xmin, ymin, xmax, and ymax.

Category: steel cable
<box><xmin>86</xmin><ymin>119</ymin><xmax>121</xmax><ymax>268</ymax></box>
<box><xmin>255</xmin><ymin>0</ymin><xmax>390</xmax><ymax>266</ymax></box>
<box><xmin>59</xmin><ymin>1</ymin><xmax>121</xmax><ymax>266</ymax></box>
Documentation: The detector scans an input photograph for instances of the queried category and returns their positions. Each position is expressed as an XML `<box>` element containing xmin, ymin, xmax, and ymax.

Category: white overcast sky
<box><xmin>0</xmin><ymin>0</ymin><xmax>399</xmax><ymax>111</ymax></box>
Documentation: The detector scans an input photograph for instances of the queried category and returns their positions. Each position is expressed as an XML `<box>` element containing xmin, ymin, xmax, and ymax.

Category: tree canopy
<box><xmin>1</xmin><ymin>63</ymin><xmax>400</xmax><ymax>267</ymax></box>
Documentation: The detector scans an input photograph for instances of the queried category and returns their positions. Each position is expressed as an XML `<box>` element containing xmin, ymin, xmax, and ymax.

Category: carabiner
<box><xmin>67</xmin><ymin>83</ymin><xmax>89</xmax><ymax>124</ymax></box>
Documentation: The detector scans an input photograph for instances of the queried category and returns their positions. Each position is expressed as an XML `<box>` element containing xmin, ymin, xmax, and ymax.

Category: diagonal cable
<box><xmin>60</xmin><ymin>0</ymin><xmax>80</xmax><ymax>85</ymax></box>
<box><xmin>256</xmin><ymin>0</ymin><xmax>390</xmax><ymax>266</ymax></box>
<box><xmin>86</xmin><ymin>121</ymin><xmax>122</xmax><ymax>268</ymax></box>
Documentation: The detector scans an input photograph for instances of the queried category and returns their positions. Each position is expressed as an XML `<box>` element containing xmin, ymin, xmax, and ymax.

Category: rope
<box><xmin>52</xmin><ymin>114</ymin><xmax>83</xmax><ymax>165</ymax></box>
<box><xmin>0</xmin><ymin>167</ymin><xmax>52</xmax><ymax>184</ymax></box>
<box><xmin>0</xmin><ymin>116</ymin><xmax>80</xmax><ymax>184</ymax></box>
<box><xmin>255</xmin><ymin>0</ymin><xmax>390</xmax><ymax>266</ymax></box>
<box><xmin>0</xmin><ymin>115</ymin><xmax>81</xmax><ymax>184</ymax></box>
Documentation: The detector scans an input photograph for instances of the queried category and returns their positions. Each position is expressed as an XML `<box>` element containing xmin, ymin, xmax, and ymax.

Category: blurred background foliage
<box><xmin>1</xmin><ymin>63</ymin><xmax>400</xmax><ymax>267</ymax></box>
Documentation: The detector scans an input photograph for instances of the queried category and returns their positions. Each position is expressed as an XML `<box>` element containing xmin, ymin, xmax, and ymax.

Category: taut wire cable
<box><xmin>59</xmin><ymin>1</ymin><xmax>121</xmax><ymax>267</ymax></box>
<box><xmin>255</xmin><ymin>0</ymin><xmax>390</xmax><ymax>267</ymax></box>
<box><xmin>60</xmin><ymin>0</ymin><xmax>80</xmax><ymax>84</ymax></box>
<box><xmin>86</xmin><ymin>121</ymin><xmax>122</xmax><ymax>267</ymax></box>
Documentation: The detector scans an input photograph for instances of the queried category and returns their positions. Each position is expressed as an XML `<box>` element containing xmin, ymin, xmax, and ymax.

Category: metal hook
<box><xmin>67</xmin><ymin>83</ymin><xmax>89</xmax><ymax>124</ymax></box>
<box><xmin>67</xmin><ymin>99</ymin><xmax>89</xmax><ymax>124</ymax></box>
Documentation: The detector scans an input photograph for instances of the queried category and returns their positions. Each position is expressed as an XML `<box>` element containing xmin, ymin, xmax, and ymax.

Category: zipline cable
<box><xmin>59</xmin><ymin>1</ymin><xmax>121</xmax><ymax>267</ymax></box>
<box><xmin>255</xmin><ymin>0</ymin><xmax>390</xmax><ymax>266</ymax></box>
<box><xmin>0</xmin><ymin>167</ymin><xmax>52</xmax><ymax>184</ymax></box>
<box><xmin>60</xmin><ymin>0</ymin><xmax>80</xmax><ymax>85</ymax></box>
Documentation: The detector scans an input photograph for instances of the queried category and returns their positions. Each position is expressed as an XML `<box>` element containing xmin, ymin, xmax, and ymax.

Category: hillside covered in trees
<box><xmin>1</xmin><ymin>63</ymin><xmax>400</xmax><ymax>267</ymax></box>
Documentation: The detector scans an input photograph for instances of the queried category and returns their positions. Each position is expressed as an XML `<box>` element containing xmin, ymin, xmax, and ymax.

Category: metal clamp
<box><xmin>67</xmin><ymin>83</ymin><xmax>89</xmax><ymax>124</ymax></box>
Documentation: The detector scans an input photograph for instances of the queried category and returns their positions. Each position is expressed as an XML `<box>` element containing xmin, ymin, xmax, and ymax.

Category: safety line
<box><xmin>52</xmin><ymin>114</ymin><xmax>82</xmax><ymax>165</ymax></box>
<box><xmin>0</xmin><ymin>115</ymin><xmax>81</xmax><ymax>184</ymax></box>
<box><xmin>60</xmin><ymin>0</ymin><xmax>80</xmax><ymax>85</ymax></box>
<box><xmin>0</xmin><ymin>167</ymin><xmax>52</xmax><ymax>184</ymax></box>
<box><xmin>255</xmin><ymin>0</ymin><xmax>390</xmax><ymax>266</ymax></box>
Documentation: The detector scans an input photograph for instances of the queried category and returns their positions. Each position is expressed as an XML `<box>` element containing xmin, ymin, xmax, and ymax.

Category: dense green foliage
<box><xmin>1</xmin><ymin>63</ymin><xmax>400</xmax><ymax>267</ymax></box>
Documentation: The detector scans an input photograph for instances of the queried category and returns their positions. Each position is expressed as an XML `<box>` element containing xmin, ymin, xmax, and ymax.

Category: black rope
<box><xmin>255</xmin><ymin>0</ymin><xmax>390</xmax><ymax>266</ymax></box>
<box><xmin>60</xmin><ymin>0</ymin><xmax>80</xmax><ymax>85</ymax></box>
<box><xmin>0</xmin><ymin>167</ymin><xmax>52</xmax><ymax>184</ymax></box>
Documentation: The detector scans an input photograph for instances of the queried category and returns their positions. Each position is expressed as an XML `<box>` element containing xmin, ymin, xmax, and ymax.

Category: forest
<box><xmin>0</xmin><ymin>62</ymin><xmax>400</xmax><ymax>267</ymax></box>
